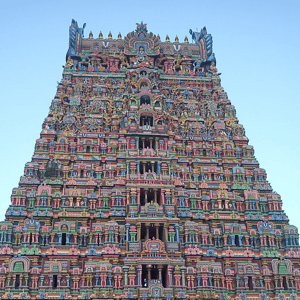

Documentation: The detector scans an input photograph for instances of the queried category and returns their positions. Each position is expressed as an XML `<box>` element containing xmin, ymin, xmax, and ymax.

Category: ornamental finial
<box><xmin>89</xmin><ymin>31</ymin><xmax>93</xmax><ymax>39</ymax></box>
<box><xmin>166</xmin><ymin>34</ymin><xmax>170</xmax><ymax>43</ymax></box>
<box><xmin>136</xmin><ymin>21</ymin><xmax>148</xmax><ymax>34</ymax></box>
<box><xmin>108</xmin><ymin>31</ymin><xmax>112</xmax><ymax>40</ymax></box>
<box><xmin>99</xmin><ymin>31</ymin><xmax>103</xmax><ymax>40</ymax></box>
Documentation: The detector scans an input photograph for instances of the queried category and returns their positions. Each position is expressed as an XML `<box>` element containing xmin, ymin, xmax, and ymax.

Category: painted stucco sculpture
<box><xmin>0</xmin><ymin>20</ymin><xmax>299</xmax><ymax>300</ymax></box>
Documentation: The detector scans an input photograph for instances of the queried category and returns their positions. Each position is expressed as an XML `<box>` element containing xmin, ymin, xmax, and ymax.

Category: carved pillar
<box><xmin>164</xmin><ymin>225</ymin><xmax>168</xmax><ymax>243</ymax></box>
<box><xmin>150</xmin><ymin>138</ymin><xmax>153</xmax><ymax>149</ymax></box>
<box><xmin>147</xmin><ymin>265</ymin><xmax>151</xmax><ymax>282</ymax></box>
<box><xmin>126</xmin><ymin>188</ymin><xmax>130</xmax><ymax>205</ymax></box>
<box><xmin>146</xmin><ymin>225</ymin><xmax>149</xmax><ymax>240</ymax></box>
<box><xmin>12</xmin><ymin>275</ymin><xmax>16</xmax><ymax>288</ymax></box>
<box><xmin>123</xmin><ymin>266</ymin><xmax>129</xmax><ymax>286</ymax></box>
<box><xmin>125</xmin><ymin>223</ymin><xmax>130</xmax><ymax>244</ymax></box>
<box><xmin>137</xmin><ymin>188</ymin><xmax>140</xmax><ymax>204</ymax></box>
<box><xmin>180</xmin><ymin>266</ymin><xmax>186</xmax><ymax>286</ymax></box>
<box><xmin>137</xmin><ymin>224</ymin><xmax>141</xmax><ymax>241</ymax></box>
<box><xmin>158</xmin><ymin>266</ymin><xmax>163</xmax><ymax>282</ymax></box>
<box><xmin>175</xmin><ymin>224</ymin><xmax>179</xmax><ymax>242</ymax></box>
<box><xmin>160</xmin><ymin>189</ymin><xmax>165</xmax><ymax>204</ymax></box>
<box><xmin>224</xmin><ymin>235</ymin><xmax>228</xmax><ymax>245</ymax></box>
<box><xmin>168</xmin><ymin>265</ymin><xmax>173</xmax><ymax>287</ymax></box>
<box><xmin>136</xmin><ymin>265</ymin><xmax>142</xmax><ymax>286</ymax></box>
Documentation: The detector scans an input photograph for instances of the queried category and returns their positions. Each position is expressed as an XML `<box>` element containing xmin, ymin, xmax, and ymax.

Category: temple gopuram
<box><xmin>0</xmin><ymin>19</ymin><xmax>299</xmax><ymax>300</ymax></box>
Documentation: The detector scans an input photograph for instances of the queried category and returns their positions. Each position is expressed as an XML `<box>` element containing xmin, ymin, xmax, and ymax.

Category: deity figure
<box><xmin>66</xmin><ymin>56</ymin><xmax>74</xmax><ymax>69</ymax></box>
<box><xmin>139</xmin><ymin>46</ymin><xmax>146</xmax><ymax>55</ymax></box>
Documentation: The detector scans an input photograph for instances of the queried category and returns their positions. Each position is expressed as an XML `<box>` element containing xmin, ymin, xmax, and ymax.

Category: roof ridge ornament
<box><xmin>66</xmin><ymin>19</ymin><xmax>86</xmax><ymax>61</ymax></box>
<box><xmin>189</xmin><ymin>27</ymin><xmax>207</xmax><ymax>43</ymax></box>
<box><xmin>189</xmin><ymin>26</ymin><xmax>216</xmax><ymax>63</ymax></box>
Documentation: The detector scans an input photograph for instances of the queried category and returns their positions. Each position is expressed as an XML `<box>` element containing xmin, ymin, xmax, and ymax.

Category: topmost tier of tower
<box><xmin>66</xmin><ymin>20</ymin><xmax>216</xmax><ymax>68</ymax></box>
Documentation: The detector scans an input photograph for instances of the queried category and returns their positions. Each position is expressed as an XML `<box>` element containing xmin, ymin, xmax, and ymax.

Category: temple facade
<box><xmin>0</xmin><ymin>20</ymin><xmax>299</xmax><ymax>300</ymax></box>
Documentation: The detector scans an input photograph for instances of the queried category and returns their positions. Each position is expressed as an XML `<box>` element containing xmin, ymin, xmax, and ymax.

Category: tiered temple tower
<box><xmin>0</xmin><ymin>20</ymin><xmax>299</xmax><ymax>300</ymax></box>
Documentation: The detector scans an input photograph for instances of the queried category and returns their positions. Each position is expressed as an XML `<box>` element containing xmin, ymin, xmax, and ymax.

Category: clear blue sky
<box><xmin>0</xmin><ymin>0</ymin><xmax>299</xmax><ymax>230</ymax></box>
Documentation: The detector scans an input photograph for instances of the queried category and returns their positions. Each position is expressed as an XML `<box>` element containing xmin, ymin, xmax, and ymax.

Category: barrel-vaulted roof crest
<box><xmin>66</xmin><ymin>19</ymin><xmax>216</xmax><ymax>65</ymax></box>
<box><xmin>189</xmin><ymin>27</ymin><xmax>216</xmax><ymax>63</ymax></box>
